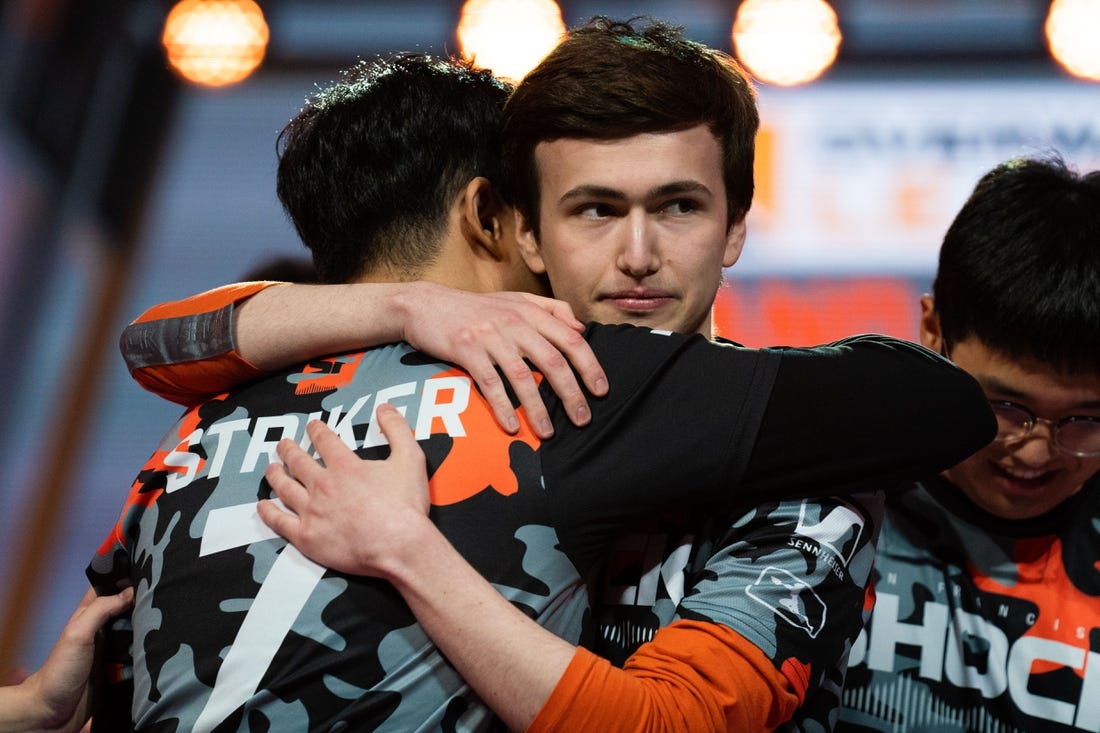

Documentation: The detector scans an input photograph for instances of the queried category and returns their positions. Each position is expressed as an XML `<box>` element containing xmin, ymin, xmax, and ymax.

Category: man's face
<box><xmin>516</xmin><ymin>124</ymin><xmax>745</xmax><ymax>336</ymax></box>
<box><xmin>921</xmin><ymin>300</ymin><xmax>1100</xmax><ymax>520</ymax></box>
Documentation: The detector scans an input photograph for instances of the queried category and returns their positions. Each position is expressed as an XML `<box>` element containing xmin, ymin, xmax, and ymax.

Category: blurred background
<box><xmin>0</xmin><ymin>0</ymin><xmax>1098</xmax><ymax>675</ymax></box>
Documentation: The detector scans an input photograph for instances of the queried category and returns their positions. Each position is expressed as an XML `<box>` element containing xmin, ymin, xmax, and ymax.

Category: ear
<box><xmin>918</xmin><ymin>294</ymin><xmax>943</xmax><ymax>353</ymax></box>
<box><xmin>460</xmin><ymin>177</ymin><xmax>506</xmax><ymax>261</ymax></box>
<box><xmin>514</xmin><ymin>211</ymin><xmax>547</xmax><ymax>275</ymax></box>
<box><xmin>722</xmin><ymin>218</ymin><xmax>747</xmax><ymax>268</ymax></box>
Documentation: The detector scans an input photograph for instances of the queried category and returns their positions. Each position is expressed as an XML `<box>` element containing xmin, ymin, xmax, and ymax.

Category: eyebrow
<box><xmin>557</xmin><ymin>180</ymin><xmax>715</xmax><ymax>207</ymax></box>
<box><xmin>981</xmin><ymin>375</ymin><xmax>1100</xmax><ymax>411</ymax></box>
<box><xmin>980</xmin><ymin>375</ymin><xmax>1025</xmax><ymax>399</ymax></box>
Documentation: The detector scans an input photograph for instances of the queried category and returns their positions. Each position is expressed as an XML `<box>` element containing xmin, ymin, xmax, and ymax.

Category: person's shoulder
<box><xmin>580</xmin><ymin>322</ymin><xmax>780</xmax><ymax>394</ymax></box>
<box><xmin>582</xmin><ymin>322</ymin><xmax>764</xmax><ymax>357</ymax></box>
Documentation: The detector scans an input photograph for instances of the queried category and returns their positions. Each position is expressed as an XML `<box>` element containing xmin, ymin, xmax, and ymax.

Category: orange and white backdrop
<box><xmin>717</xmin><ymin>77</ymin><xmax>1100</xmax><ymax>346</ymax></box>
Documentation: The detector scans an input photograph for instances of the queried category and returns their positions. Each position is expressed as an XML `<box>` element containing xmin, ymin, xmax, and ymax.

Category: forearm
<box><xmin>234</xmin><ymin>282</ymin><xmax>414</xmax><ymax>370</ymax></box>
<box><xmin>122</xmin><ymin>281</ymin><xmax>417</xmax><ymax>403</ymax></box>
<box><xmin>529</xmin><ymin>621</ymin><xmax>799</xmax><ymax>733</ymax></box>
<box><xmin>744</xmin><ymin>335</ymin><xmax>995</xmax><ymax>497</ymax></box>
<box><xmin>384</xmin><ymin>520</ymin><xmax>796</xmax><ymax>733</ymax></box>
<box><xmin>122</xmin><ymin>280</ymin><xmax>281</xmax><ymax>404</ymax></box>
<box><xmin>0</xmin><ymin>675</ymin><xmax>84</xmax><ymax>733</ymax></box>
<box><xmin>0</xmin><ymin>683</ymin><xmax>47</xmax><ymax>732</ymax></box>
<box><xmin>382</xmin><ymin>516</ymin><xmax>573</xmax><ymax>732</ymax></box>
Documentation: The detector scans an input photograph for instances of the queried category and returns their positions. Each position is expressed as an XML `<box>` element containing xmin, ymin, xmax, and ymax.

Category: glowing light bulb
<box><xmin>732</xmin><ymin>0</ymin><xmax>841</xmax><ymax>86</ymax></box>
<box><xmin>457</xmin><ymin>0</ymin><xmax>565</xmax><ymax>81</ymax></box>
<box><xmin>1046</xmin><ymin>0</ymin><xmax>1100</xmax><ymax>81</ymax></box>
<box><xmin>162</xmin><ymin>0</ymin><xmax>269</xmax><ymax>88</ymax></box>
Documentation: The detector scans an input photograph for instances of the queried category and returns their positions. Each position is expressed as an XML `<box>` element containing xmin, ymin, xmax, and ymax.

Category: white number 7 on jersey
<box><xmin>191</xmin><ymin>502</ymin><xmax>325</xmax><ymax>733</ymax></box>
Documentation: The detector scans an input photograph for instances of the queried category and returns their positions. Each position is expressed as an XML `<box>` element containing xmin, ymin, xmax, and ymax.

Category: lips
<box><xmin>991</xmin><ymin>462</ymin><xmax>1055</xmax><ymax>494</ymax></box>
<box><xmin>601</xmin><ymin>289</ymin><xmax>673</xmax><ymax>313</ymax></box>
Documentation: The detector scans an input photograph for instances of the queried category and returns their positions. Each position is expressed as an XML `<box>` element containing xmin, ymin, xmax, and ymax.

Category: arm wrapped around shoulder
<box><xmin>742</xmin><ymin>334</ymin><xmax>997</xmax><ymax>499</ymax></box>
<box><xmin>526</xmin><ymin>620</ymin><xmax>799</xmax><ymax>733</ymax></box>
<box><xmin>120</xmin><ymin>281</ymin><xmax>277</xmax><ymax>405</ymax></box>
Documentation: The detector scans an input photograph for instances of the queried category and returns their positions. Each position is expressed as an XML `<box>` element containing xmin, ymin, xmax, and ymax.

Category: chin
<box><xmin>987</xmin><ymin>497</ymin><xmax>1055</xmax><ymax>521</ymax></box>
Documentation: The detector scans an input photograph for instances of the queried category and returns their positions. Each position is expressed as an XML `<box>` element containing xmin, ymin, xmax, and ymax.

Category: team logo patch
<box><xmin>747</xmin><ymin>566</ymin><xmax>828</xmax><ymax>638</ymax></box>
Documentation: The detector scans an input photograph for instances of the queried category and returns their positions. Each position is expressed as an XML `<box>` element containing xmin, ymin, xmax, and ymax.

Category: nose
<box><xmin>1004</xmin><ymin>419</ymin><xmax>1057</xmax><ymax>465</ymax></box>
<box><xmin>616</xmin><ymin>209</ymin><xmax>660</xmax><ymax>277</ymax></box>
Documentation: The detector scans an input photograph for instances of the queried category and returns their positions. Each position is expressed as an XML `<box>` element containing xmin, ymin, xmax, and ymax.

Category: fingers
<box><xmin>405</xmin><ymin>289</ymin><xmax>608</xmax><ymax>438</ymax></box>
<box><xmin>461</xmin><ymin>352</ymin><xmax>525</xmax><ymax>436</ymax></box>
<box><xmin>519</xmin><ymin>326</ymin><xmax>610</xmax><ymax>430</ymax></box>
<box><xmin>506</xmin><ymin>293</ymin><xmax>609</xmax><ymax>413</ymax></box>
<box><xmin>306</xmin><ymin>419</ymin><xmax>361</xmax><ymax>468</ymax></box>
<box><xmin>456</xmin><ymin>313</ymin><xmax>602</xmax><ymax>438</ymax></box>
<box><xmin>448</xmin><ymin>326</ymin><xmax>555</xmax><ymax>439</ymax></box>
<box><xmin>64</xmin><ymin>587</ymin><xmax>134</xmax><ymax>644</ymax></box>
<box><xmin>257</xmin><ymin>496</ymin><xmax>299</xmax><ymax>541</ymax></box>
<box><xmin>494</xmin><ymin>355</ymin><xmax>554</xmax><ymax>439</ymax></box>
<box><xmin>499</xmin><ymin>321</ymin><xmax>606</xmax><ymax>433</ymax></box>
<box><xmin>374</xmin><ymin>404</ymin><xmax>421</xmax><ymax>465</ymax></box>
<box><xmin>274</xmin><ymin>435</ymin><xmax>324</xmax><ymax>489</ymax></box>
<box><xmin>549</xmin><ymin>327</ymin><xmax>608</xmax><ymax>399</ymax></box>
<box><xmin>83</xmin><ymin>587</ymin><xmax>134</xmax><ymax>623</ymax></box>
<box><xmin>517</xmin><ymin>292</ymin><xmax>585</xmax><ymax>331</ymax></box>
<box><xmin>264</xmin><ymin>459</ymin><xmax>309</xmax><ymax>515</ymax></box>
<box><xmin>467</xmin><ymin>339</ymin><xmax>554</xmax><ymax>439</ymax></box>
<box><xmin>259</xmin><ymin>438</ymin><xmax>309</xmax><ymax>542</ymax></box>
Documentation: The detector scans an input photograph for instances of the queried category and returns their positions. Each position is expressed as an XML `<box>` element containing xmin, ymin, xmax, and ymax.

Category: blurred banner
<box><xmin>714</xmin><ymin>275</ymin><xmax>925</xmax><ymax>346</ymax></box>
<box><xmin>741</xmin><ymin>78</ymin><xmax>1100</xmax><ymax>275</ymax></box>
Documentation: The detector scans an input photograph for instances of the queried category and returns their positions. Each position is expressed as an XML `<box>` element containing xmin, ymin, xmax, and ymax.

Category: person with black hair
<box><xmin>837</xmin><ymin>156</ymin><xmax>1100</xmax><ymax>733</ymax></box>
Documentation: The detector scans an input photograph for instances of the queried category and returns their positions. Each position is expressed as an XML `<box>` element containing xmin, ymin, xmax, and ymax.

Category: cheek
<box><xmin>1072</xmin><ymin>457</ymin><xmax>1100</xmax><ymax>484</ymax></box>
<box><xmin>542</xmin><ymin>253</ymin><xmax>582</xmax><ymax>284</ymax></box>
<box><xmin>683</xmin><ymin>251</ymin><xmax>727</xmax><ymax>288</ymax></box>
<box><xmin>547</xmin><ymin>245</ymin><xmax>601</xmax><ymax>281</ymax></box>
<box><xmin>953</xmin><ymin>443</ymin><xmax>1001</xmax><ymax>477</ymax></box>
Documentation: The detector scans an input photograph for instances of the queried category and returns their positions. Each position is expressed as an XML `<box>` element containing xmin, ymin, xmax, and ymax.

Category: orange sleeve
<box><xmin>121</xmin><ymin>281</ymin><xmax>284</xmax><ymax>405</ymax></box>
<box><xmin>526</xmin><ymin>620</ymin><xmax>800</xmax><ymax>733</ymax></box>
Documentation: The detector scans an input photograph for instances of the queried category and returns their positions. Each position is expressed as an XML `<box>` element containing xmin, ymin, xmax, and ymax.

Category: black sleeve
<box><xmin>740</xmin><ymin>334</ymin><xmax>997</xmax><ymax>497</ymax></box>
<box><xmin>542</xmin><ymin>328</ymin><xmax>995</xmax><ymax>567</ymax></box>
<box><xmin>541</xmin><ymin>323</ymin><xmax>781</xmax><ymax>527</ymax></box>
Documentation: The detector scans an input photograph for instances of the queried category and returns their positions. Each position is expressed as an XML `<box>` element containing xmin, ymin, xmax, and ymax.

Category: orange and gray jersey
<box><xmin>94</xmin><ymin>313</ymin><xmax>995</xmax><ymax>732</ymax></box>
<box><xmin>838</xmin><ymin>475</ymin><xmax>1100</xmax><ymax>733</ymax></box>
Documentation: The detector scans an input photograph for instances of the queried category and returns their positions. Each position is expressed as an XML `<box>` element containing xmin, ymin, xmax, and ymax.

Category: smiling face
<box><xmin>921</xmin><ymin>298</ymin><xmax>1100</xmax><ymax>519</ymax></box>
<box><xmin>515</xmin><ymin>124</ymin><xmax>746</xmax><ymax>336</ymax></box>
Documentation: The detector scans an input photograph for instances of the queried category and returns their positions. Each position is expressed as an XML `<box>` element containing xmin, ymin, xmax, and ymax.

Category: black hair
<box><xmin>276</xmin><ymin>54</ymin><xmax>512</xmax><ymax>283</ymax></box>
<box><xmin>934</xmin><ymin>154</ymin><xmax>1100</xmax><ymax>375</ymax></box>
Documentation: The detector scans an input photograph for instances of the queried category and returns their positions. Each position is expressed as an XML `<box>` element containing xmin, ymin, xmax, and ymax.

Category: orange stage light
<box><xmin>162</xmin><ymin>0</ymin><xmax>269</xmax><ymax>88</ymax></box>
<box><xmin>457</xmin><ymin>0</ymin><xmax>565</xmax><ymax>81</ymax></box>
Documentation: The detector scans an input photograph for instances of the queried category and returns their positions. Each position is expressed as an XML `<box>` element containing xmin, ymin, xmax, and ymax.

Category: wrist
<box><xmin>387</xmin><ymin>280</ymin><xmax>420</xmax><ymax>347</ymax></box>
<box><xmin>377</xmin><ymin>513</ymin><xmax>456</xmax><ymax>588</ymax></box>
<box><xmin>388</xmin><ymin>281</ymin><xmax>430</xmax><ymax>346</ymax></box>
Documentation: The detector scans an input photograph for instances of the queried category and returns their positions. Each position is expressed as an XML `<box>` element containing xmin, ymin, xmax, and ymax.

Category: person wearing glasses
<box><xmin>836</xmin><ymin>155</ymin><xmax>1100</xmax><ymax>733</ymax></box>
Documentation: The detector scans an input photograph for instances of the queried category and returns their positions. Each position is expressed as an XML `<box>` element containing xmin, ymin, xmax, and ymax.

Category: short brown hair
<box><xmin>501</xmin><ymin>17</ymin><xmax>759</xmax><ymax>237</ymax></box>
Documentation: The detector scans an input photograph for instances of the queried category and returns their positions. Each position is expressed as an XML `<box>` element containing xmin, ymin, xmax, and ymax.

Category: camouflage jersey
<box><xmin>91</xmin><ymin>323</ymin><xmax>787</xmax><ymax>733</ymax></box>
<box><xmin>593</xmin><ymin>479</ymin><xmax>885</xmax><ymax>732</ymax></box>
<box><xmin>837</xmin><ymin>473</ymin><xmax>1100</xmax><ymax>733</ymax></box>
<box><xmin>99</xmin><ymin>285</ymin><xmax>997</xmax><ymax>732</ymax></box>
<box><xmin>589</xmin><ymin>339</ymin><xmax>888</xmax><ymax>733</ymax></box>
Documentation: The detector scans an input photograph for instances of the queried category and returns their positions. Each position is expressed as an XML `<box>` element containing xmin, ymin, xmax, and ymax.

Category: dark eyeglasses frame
<box><xmin>987</xmin><ymin>399</ymin><xmax>1100</xmax><ymax>457</ymax></box>
<box><xmin>939</xmin><ymin>341</ymin><xmax>1100</xmax><ymax>458</ymax></box>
